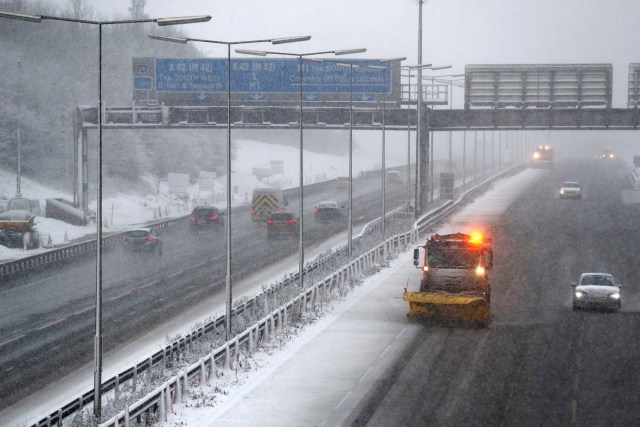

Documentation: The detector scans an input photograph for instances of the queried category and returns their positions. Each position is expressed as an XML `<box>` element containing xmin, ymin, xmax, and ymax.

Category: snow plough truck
<box><xmin>404</xmin><ymin>232</ymin><xmax>493</xmax><ymax>325</ymax></box>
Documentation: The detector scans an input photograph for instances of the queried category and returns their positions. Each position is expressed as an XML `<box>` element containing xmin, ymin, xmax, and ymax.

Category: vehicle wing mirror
<box><xmin>413</xmin><ymin>248</ymin><xmax>420</xmax><ymax>266</ymax></box>
<box><xmin>570</xmin><ymin>283</ymin><xmax>577</xmax><ymax>287</ymax></box>
<box><xmin>617</xmin><ymin>284</ymin><xmax>623</xmax><ymax>288</ymax></box>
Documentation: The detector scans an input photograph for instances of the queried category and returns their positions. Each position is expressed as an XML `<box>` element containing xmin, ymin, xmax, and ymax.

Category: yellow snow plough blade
<box><xmin>403</xmin><ymin>292</ymin><xmax>489</xmax><ymax>324</ymax></box>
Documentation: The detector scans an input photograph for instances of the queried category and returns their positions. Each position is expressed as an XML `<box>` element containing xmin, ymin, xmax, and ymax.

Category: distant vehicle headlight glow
<box><xmin>533</xmin><ymin>152</ymin><xmax>541</xmax><ymax>159</ymax></box>
<box><xmin>609</xmin><ymin>154</ymin><xmax>614</xmax><ymax>159</ymax></box>
<box><xmin>610</xmin><ymin>292</ymin><xmax>620</xmax><ymax>299</ymax></box>
<box><xmin>475</xmin><ymin>265</ymin><xmax>485</xmax><ymax>276</ymax></box>
<box><xmin>575</xmin><ymin>291</ymin><xmax>584</xmax><ymax>299</ymax></box>
<box><xmin>422</xmin><ymin>266</ymin><xmax>429</xmax><ymax>272</ymax></box>
<box><xmin>560</xmin><ymin>189</ymin><xmax>565</xmax><ymax>194</ymax></box>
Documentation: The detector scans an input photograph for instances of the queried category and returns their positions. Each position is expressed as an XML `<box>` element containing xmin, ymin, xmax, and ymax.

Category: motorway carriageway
<box><xmin>164</xmin><ymin>159</ymin><xmax>638</xmax><ymax>426</ymax></box>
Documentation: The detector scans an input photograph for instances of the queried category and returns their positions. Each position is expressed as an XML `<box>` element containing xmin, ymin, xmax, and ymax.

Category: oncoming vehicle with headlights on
<box><xmin>571</xmin><ymin>273</ymin><xmax>621</xmax><ymax>311</ymax></box>
<box><xmin>558</xmin><ymin>181</ymin><xmax>581</xmax><ymax>199</ymax></box>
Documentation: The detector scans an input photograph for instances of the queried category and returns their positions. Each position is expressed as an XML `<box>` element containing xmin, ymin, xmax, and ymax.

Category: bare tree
<box><xmin>129</xmin><ymin>0</ymin><xmax>147</xmax><ymax>19</ymax></box>
<box><xmin>64</xmin><ymin>0</ymin><xmax>93</xmax><ymax>20</ymax></box>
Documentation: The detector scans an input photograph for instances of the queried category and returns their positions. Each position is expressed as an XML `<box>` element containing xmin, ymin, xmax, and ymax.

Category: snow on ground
<box><xmin>0</xmin><ymin>139</ymin><xmax>408</xmax><ymax>262</ymax></box>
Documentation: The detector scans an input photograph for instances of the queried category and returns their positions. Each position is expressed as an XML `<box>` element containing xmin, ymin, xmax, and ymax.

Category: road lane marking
<box><xmin>395</xmin><ymin>325</ymin><xmax>409</xmax><ymax>340</ymax></box>
<box><xmin>35</xmin><ymin>317</ymin><xmax>66</xmax><ymax>331</ymax></box>
<box><xmin>0</xmin><ymin>334</ymin><xmax>25</xmax><ymax>348</ymax></box>
<box><xmin>378</xmin><ymin>344</ymin><xmax>392</xmax><ymax>359</ymax></box>
<box><xmin>334</xmin><ymin>391</ymin><xmax>352</xmax><ymax>410</ymax></box>
<box><xmin>72</xmin><ymin>307</ymin><xmax>93</xmax><ymax>317</ymax></box>
<box><xmin>358</xmin><ymin>366</ymin><xmax>374</xmax><ymax>384</ymax></box>
<box><xmin>571</xmin><ymin>399</ymin><xmax>577</xmax><ymax>422</ymax></box>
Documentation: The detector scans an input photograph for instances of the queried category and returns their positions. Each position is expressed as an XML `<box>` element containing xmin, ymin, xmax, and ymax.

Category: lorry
<box><xmin>404</xmin><ymin>232</ymin><xmax>493</xmax><ymax>326</ymax></box>
<box><xmin>531</xmin><ymin>144</ymin><xmax>554</xmax><ymax>168</ymax></box>
<box><xmin>250</xmin><ymin>187</ymin><xmax>287</xmax><ymax>223</ymax></box>
<box><xmin>0</xmin><ymin>209</ymin><xmax>40</xmax><ymax>249</ymax></box>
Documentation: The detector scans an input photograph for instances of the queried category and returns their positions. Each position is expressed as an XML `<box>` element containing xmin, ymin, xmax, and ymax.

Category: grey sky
<box><xmin>41</xmin><ymin>0</ymin><xmax>638</xmax><ymax>106</ymax></box>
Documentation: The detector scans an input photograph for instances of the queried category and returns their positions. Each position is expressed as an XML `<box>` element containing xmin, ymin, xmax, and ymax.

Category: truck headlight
<box><xmin>533</xmin><ymin>152</ymin><xmax>541</xmax><ymax>159</ymax></box>
<box><xmin>475</xmin><ymin>265</ymin><xmax>485</xmax><ymax>276</ymax></box>
<box><xmin>574</xmin><ymin>291</ymin><xmax>584</xmax><ymax>299</ymax></box>
<box><xmin>609</xmin><ymin>292</ymin><xmax>620</xmax><ymax>299</ymax></box>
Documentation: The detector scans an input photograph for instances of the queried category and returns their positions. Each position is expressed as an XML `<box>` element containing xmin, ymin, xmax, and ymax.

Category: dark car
<box><xmin>314</xmin><ymin>201</ymin><xmax>344</xmax><ymax>224</ymax></box>
<box><xmin>120</xmin><ymin>227</ymin><xmax>162</xmax><ymax>255</ymax></box>
<box><xmin>267</xmin><ymin>212</ymin><xmax>299</xmax><ymax>240</ymax></box>
<box><xmin>189</xmin><ymin>206</ymin><xmax>224</xmax><ymax>232</ymax></box>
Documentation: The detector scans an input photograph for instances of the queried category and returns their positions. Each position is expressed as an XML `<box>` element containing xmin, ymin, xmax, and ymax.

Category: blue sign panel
<box><xmin>153</xmin><ymin>58</ymin><xmax>391</xmax><ymax>94</ymax></box>
<box><xmin>133</xmin><ymin>76</ymin><xmax>153</xmax><ymax>90</ymax></box>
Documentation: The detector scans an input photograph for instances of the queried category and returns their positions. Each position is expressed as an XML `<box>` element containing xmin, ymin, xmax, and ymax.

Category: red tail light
<box><xmin>146</xmin><ymin>236</ymin><xmax>153</xmax><ymax>242</ymax></box>
<box><xmin>210</xmin><ymin>215</ymin><xmax>217</xmax><ymax>220</ymax></box>
<box><xmin>250</xmin><ymin>207</ymin><xmax>255</xmax><ymax>214</ymax></box>
<box><xmin>120</xmin><ymin>236</ymin><xmax>128</xmax><ymax>242</ymax></box>
<box><xmin>287</xmin><ymin>219</ymin><xmax>296</xmax><ymax>224</ymax></box>
<box><xmin>267</xmin><ymin>219</ymin><xmax>274</xmax><ymax>225</ymax></box>
<box><xmin>189</xmin><ymin>215</ymin><xmax>196</xmax><ymax>221</ymax></box>
<box><xmin>314</xmin><ymin>207</ymin><xmax>319</xmax><ymax>214</ymax></box>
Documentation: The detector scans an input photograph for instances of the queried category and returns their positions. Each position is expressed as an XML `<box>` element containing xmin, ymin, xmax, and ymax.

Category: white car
<box><xmin>571</xmin><ymin>273</ymin><xmax>621</xmax><ymax>311</ymax></box>
<box><xmin>559</xmin><ymin>181</ymin><xmax>581</xmax><ymax>199</ymax></box>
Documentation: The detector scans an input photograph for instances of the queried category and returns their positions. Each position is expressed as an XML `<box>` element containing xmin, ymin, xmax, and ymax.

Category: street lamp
<box><xmin>148</xmin><ymin>34</ymin><xmax>310</xmax><ymax>343</ymax></box>
<box><xmin>400</xmin><ymin>64</ymin><xmax>432</xmax><ymax>212</ymax></box>
<box><xmin>0</xmin><ymin>9</ymin><xmax>211</xmax><ymax>420</ymax></box>
<box><xmin>357</xmin><ymin>59</ymin><xmax>407</xmax><ymax>254</ymax></box>
<box><xmin>420</xmin><ymin>66</ymin><xmax>451</xmax><ymax>204</ymax></box>
<box><xmin>236</xmin><ymin>48</ymin><xmax>366</xmax><ymax>279</ymax></box>
<box><xmin>16</xmin><ymin>60</ymin><xmax>22</xmax><ymax>198</ymax></box>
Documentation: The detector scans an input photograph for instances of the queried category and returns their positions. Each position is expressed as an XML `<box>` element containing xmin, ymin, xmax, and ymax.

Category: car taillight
<box><xmin>120</xmin><ymin>236</ymin><xmax>127</xmax><ymax>242</ymax></box>
<box><xmin>146</xmin><ymin>236</ymin><xmax>153</xmax><ymax>242</ymax></box>
<box><xmin>314</xmin><ymin>207</ymin><xmax>319</xmax><ymax>214</ymax></box>
<box><xmin>210</xmin><ymin>215</ymin><xmax>217</xmax><ymax>220</ymax></box>
<box><xmin>288</xmin><ymin>219</ymin><xmax>296</xmax><ymax>224</ymax></box>
<box><xmin>189</xmin><ymin>215</ymin><xmax>196</xmax><ymax>221</ymax></box>
<box><xmin>267</xmin><ymin>219</ymin><xmax>274</xmax><ymax>225</ymax></box>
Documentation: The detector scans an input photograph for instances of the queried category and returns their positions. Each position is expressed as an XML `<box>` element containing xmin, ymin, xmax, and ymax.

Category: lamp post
<box><xmin>16</xmin><ymin>59</ymin><xmax>22</xmax><ymax>198</ymax></box>
<box><xmin>355</xmin><ymin>59</ymin><xmax>406</xmax><ymax>253</ymax></box>
<box><xmin>398</xmin><ymin>64</ymin><xmax>432</xmax><ymax>209</ymax></box>
<box><xmin>0</xmin><ymin>10</ymin><xmax>211</xmax><ymax>420</ymax></box>
<box><xmin>149</xmin><ymin>34</ymin><xmax>310</xmax><ymax>342</ymax></box>
<box><xmin>236</xmin><ymin>48</ymin><xmax>366</xmax><ymax>277</ymax></box>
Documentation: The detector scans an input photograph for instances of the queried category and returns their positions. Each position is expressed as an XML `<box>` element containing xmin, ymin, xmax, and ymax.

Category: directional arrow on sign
<box><xmin>304</xmin><ymin>94</ymin><xmax>319</xmax><ymax>101</ymax></box>
<box><xmin>248</xmin><ymin>93</ymin><xmax>264</xmax><ymax>101</ymax></box>
<box><xmin>358</xmin><ymin>94</ymin><xmax>372</xmax><ymax>102</ymax></box>
<box><xmin>196</xmin><ymin>93</ymin><xmax>209</xmax><ymax>100</ymax></box>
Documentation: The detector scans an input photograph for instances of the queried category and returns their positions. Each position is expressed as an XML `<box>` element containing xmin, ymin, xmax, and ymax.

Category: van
<box><xmin>251</xmin><ymin>188</ymin><xmax>287</xmax><ymax>223</ymax></box>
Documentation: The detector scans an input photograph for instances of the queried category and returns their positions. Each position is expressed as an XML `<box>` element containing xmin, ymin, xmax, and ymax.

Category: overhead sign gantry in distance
<box><xmin>132</xmin><ymin>57</ymin><xmax>402</xmax><ymax>105</ymax></box>
<box><xmin>629</xmin><ymin>63</ymin><xmax>640</xmax><ymax>108</ymax></box>
<box><xmin>464</xmin><ymin>64</ymin><xmax>613</xmax><ymax>109</ymax></box>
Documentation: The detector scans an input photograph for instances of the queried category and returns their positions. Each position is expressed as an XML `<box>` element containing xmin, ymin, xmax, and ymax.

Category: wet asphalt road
<box><xmin>357</xmin><ymin>159</ymin><xmax>640</xmax><ymax>426</ymax></box>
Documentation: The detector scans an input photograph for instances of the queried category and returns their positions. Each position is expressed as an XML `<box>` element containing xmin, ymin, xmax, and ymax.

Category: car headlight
<box><xmin>609</xmin><ymin>292</ymin><xmax>620</xmax><ymax>300</ymax></box>
<box><xmin>560</xmin><ymin>189</ymin><xmax>565</xmax><ymax>194</ymax></box>
<box><xmin>574</xmin><ymin>291</ymin><xmax>584</xmax><ymax>299</ymax></box>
